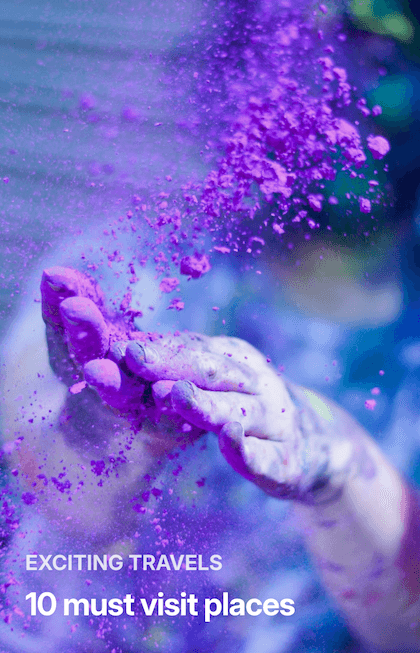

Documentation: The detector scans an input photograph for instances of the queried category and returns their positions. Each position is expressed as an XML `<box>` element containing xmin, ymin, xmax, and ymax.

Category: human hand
<box><xmin>39</xmin><ymin>267</ymin><xmax>340</xmax><ymax>506</ymax></box>
<box><xmin>41</xmin><ymin>267</ymin><xmax>304</xmax><ymax>497</ymax></box>
<box><xmin>41</xmin><ymin>266</ymin><xmax>205</xmax><ymax>451</ymax></box>
<box><xmin>120</xmin><ymin>334</ymin><xmax>320</xmax><ymax>501</ymax></box>
<box><xmin>1</xmin><ymin>266</ymin><xmax>207</xmax><ymax>540</ymax></box>
<box><xmin>121</xmin><ymin>333</ymin><xmax>361</xmax><ymax>504</ymax></box>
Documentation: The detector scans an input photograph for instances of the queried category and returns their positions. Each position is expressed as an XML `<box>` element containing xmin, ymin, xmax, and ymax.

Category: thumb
<box><xmin>84</xmin><ymin>358</ymin><xmax>146</xmax><ymax>411</ymax></box>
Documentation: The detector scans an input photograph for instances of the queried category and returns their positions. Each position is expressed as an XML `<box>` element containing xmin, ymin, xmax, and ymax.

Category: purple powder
<box><xmin>87</xmin><ymin>10</ymin><xmax>392</xmax><ymax>294</ymax></box>
<box><xmin>359</xmin><ymin>198</ymin><xmax>372</xmax><ymax>214</ymax></box>
<box><xmin>308</xmin><ymin>195</ymin><xmax>324</xmax><ymax>213</ymax></box>
<box><xmin>197</xmin><ymin>54</ymin><xmax>387</xmax><ymax>240</ymax></box>
<box><xmin>364</xmin><ymin>399</ymin><xmax>377</xmax><ymax>411</ymax></box>
<box><xmin>180</xmin><ymin>254</ymin><xmax>211</xmax><ymax>279</ymax></box>
<box><xmin>367</xmin><ymin>135</ymin><xmax>391</xmax><ymax>160</ymax></box>
<box><xmin>91</xmin><ymin>460</ymin><xmax>106</xmax><ymax>476</ymax></box>
<box><xmin>21</xmin><ymin>492</ymin><xmax>37</xmax><ymax>506</ymax></box>
<box><xmin>167</xmin><ymin>298</ymin><xmax>185</xmax><ymax>311</ymax></box>
<box><xmin>69</xmin><ymin>380</ymin><xmax>87</xmax><ymax>395</ymax></box>
<box><xmin>159</xmin><ymin>278</ymin><xmax>180</xmax><ymax>293</ymax></box>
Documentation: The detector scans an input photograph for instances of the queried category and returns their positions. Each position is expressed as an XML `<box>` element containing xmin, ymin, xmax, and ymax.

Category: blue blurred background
<box><xmin>1</xmin><ymin>1</ymin><xmax>420</xmax><ymax>652</ymax></box>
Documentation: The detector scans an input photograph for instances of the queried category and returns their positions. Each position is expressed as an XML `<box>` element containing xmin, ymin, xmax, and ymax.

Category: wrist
<box><xmin>284</xmin><ymin>380</ymin><xmax>359</xmax><ymax>505</ymax></box>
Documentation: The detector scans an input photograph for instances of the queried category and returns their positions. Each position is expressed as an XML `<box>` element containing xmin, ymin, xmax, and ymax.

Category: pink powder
<box><xmin>364</xmin><ymin>399</ymin><xmax>377</xmax><ymax>411</ymax></box>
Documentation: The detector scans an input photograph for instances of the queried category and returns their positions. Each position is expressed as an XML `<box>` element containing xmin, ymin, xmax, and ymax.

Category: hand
<box><xmin>41</xmin><ymin>267</ymin><xmax>308</xmax><ymax>501</ymax></box>
<box><xmin>120</xmin><ymin>333</ymin><xmax>316</xmax><ymax>501</ymax></box>
<box><xmin>38</xmin><ymin>267</ymin><xmax>340</xmax><ymax>508</ymax></box>
<box><xmin>120</xmin><ymin>333</ymin><xmax>361</xmax><ymax>504</ymax></box>
<box><xmin>1</xmin><ymin>266</ymin><xmax>205</xmax><ymax>541</ymax></box>
<box><xmin>41</xmin><ymin>266</ymin><xmax>205</xmax><ymax>449</ymax></box>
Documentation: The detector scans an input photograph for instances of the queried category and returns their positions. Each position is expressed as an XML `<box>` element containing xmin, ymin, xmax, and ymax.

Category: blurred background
<box><xmin>1</xmin><ymin>1</ymin><xmax>420</xmax><ymax>652</ymax></box>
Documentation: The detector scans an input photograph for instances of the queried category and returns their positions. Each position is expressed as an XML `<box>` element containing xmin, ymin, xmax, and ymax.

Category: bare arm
<box><xmin>289</xmin><ymin>384</ymin><xmax>420</xmax><ymax>652</ymax></box>
<box><xmin>121</xmin><ymin>334</ymin><xmax>420</xmax><ymax>651</ymax></box>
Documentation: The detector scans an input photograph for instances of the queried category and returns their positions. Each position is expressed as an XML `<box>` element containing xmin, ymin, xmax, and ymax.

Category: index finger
<box><xmin>41</xmin><ymin>266</ymin><xmax>105</xmax><ymax>327</ymax></box>
<box><xmin>124</xmin><ymin>341</ymin><xmax>258</xmax><ymax>393</ymax></box>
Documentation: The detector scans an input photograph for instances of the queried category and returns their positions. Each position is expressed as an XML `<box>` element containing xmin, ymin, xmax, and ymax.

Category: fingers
<box><xmin>42</xmin><ymin>266</ymin><xmax>110</xmax><ymax>373</ymax></box>
<box><xmin>41</xmin><ymin>266</ymin><xmax>104</xmax><ymax>327</ymax></box>
<box><xmin>60</xmin><ymin>297</ymin><xmax>109</xmax><ymax>366</ymax></box>
<box><xmin>84</xmin><ymin>359</ymin><xmax>145</xmax><ymax>410</ymax></box>
<box><xmin>218</xmin><ymin>422</ymin><xmax>254</xmax><ymax>480</ymax></box>
<box><xmin>170</xmin><ymin>380</ymin><xmax>266</xmax><ymax>435</ymax></box>
<box><xmin>151</xmin><ymin>380</ymin><xmax>176</xmax><ymax>408</ymax></box>
<box><xmin>218</xmin><ymin>422</ymin><xmax>301</xmax><ymax>499</ymax></box>
<box><xmin>108</xmin><ymin>340</ymin><xmax>128</xmax><ymax>365</ymax></box>
<box><xmin>125</xmin><ymin>341</ymin><xmax>258</xmax><ymax>393</ymax></box>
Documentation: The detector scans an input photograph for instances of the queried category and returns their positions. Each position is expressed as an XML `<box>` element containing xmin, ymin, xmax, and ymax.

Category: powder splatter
<box><xmin>159</xmin><ymin>278</ymin><xmax>180</xmax><ymax>294</ymax></box>
<box><xmin>180</xmin><ymin>254</ymin><xmax>211</xmax><ymax>279</ymax></box>
<box><xmin>86</xmin><ymin>2</ymin><xmax>392</xmax><ymax>295</ymax></box>
<box><xmin>359</xmin><ymin>198</ymin><xmax>372</xmax><ymax>214</ymax></box>
<box><xmin>365</xmin><ymin>399</ymin><xmax>377</xmax><ymax>411</ymax></box>
<box><xmin>367</xmin><ymin>135</ymin><xmax>391</xmax><ymax>160</ymax></box>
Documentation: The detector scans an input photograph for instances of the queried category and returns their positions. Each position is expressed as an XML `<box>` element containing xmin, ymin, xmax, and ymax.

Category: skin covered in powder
<box><xmin>33</xmin><ymin>266</ymin><xmax>420</xmax><ymax>652</ymax></box>
<box><xmin>1</xmin><ymin>267</ymin><xmax>207</xmax><ymax>541</ymax></box>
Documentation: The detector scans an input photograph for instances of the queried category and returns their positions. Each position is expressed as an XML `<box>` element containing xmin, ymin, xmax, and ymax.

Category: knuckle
<box><xmin>205</xmin><ymin>365</ymin><xmax>218</xmax><ymax>380</ymax></box>
<box><xmin>199</xmin><ymin>355</ymin><xmax>218</xmax><ymax>381</ymax></box>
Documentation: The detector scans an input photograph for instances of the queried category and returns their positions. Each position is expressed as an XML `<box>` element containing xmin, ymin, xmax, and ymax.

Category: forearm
<box><xmin>291</xmin><ymin>383</ymin><xmax>420</xmax><ymax>651</ymax></box>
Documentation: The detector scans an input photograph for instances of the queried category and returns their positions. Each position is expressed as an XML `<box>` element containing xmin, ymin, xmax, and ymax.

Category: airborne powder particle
<box><xmin>359</xmin><ymin>198</ymin><xmax>371</xmax><ymax>214</ymax></box>
<box><xmin>367</xmin><ymin>135</ymin><xmax>391</xmax><ymax>160</ymax></box>
<box><xmin>159</xmin><ymin>278</ymin><xmax>180</xmax><ymax>293</ymax></box>
<box><xmin>180</xmin><ymin>254</ymin><xmax>211</xmax><ymax>279</ymax></box>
